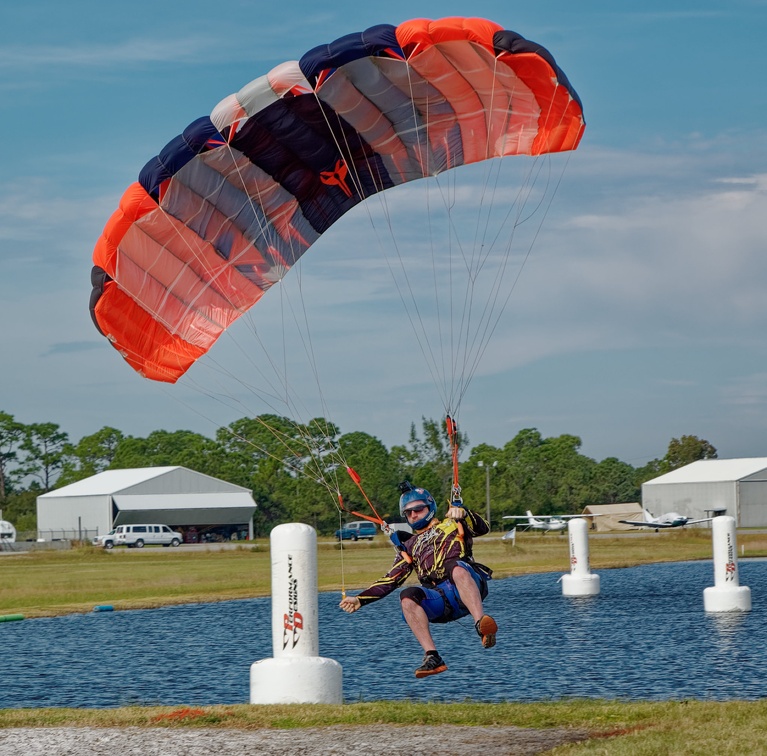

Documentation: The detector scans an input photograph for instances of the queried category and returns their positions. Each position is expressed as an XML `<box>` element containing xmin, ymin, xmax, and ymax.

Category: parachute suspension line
<box><xmin>450</xmin><ymin>160</ymin><xmax>542</xmax><ymax>404</ymax></box>
<box><xmin>458</xmin><ymin>56</ymin><xmax>582</xmax><ymax>400</ymax></box>
<box><xmin>156</xmin><ymin>379</ymin><xmax>344</xmax><ymax>504</ymax></box>
<box><xmin>147</xmin><ymin>152</ymin><xmax>348</xmax><ymax>515</ymax></box>
<box><xmin>298</xmin><ymin>44</ymin><xmax>577</xmax><ymax>427</ymax></box>
<box><xmin>337</xmin><ymin>507</ymin><xmax>347</xmax><ymax>599</ymax></box>
<box><xmin>372</xmin><ymin>188</ymin><xmax>454</xmax><ymax>409</ymax></box>
<box><xmin>391</xmin><ymin>53</ymin><xmax>531</xmax><ymax>416</ymax></box>
<box><xmin>178</xmin><ymin>137</ymin><xmax>349</xmax><ymax>505</ymax></box>
<box><xmin>384</xmin><ymin>58</ymin><xmax>459</xmax><ymax>412</ymax></box>
<box><xmin>433</xmin><ymin>85</ymin><xmax>578</xmax><ymax>409</ymax></box>
<box><xmin>308</xmin><ymin>79</ymin><xmax>455</xmax><ymax>413</ymax></box>
<box><xmin>419</xmin><ymin>75</ymin><xmax>456</xmax><ymax>411</ymax></box>
<box><xmin>309</xmin><ymin>61</ymin><xmax>452</xmax><ymax>410</ymax></box>
<box><xmin>464</xmin><ymin>153</ymin><xmax>574</xmax><ymax>398</ymax></box>
<box><xmin>306</xmin><ymin>84</ymin><xmax>452</xmax><ymax>402</ymax></box>
<box><xmin>443</xmin><ymin>68</ymin><xmax>535</xmax><ymax>408</ymax></box>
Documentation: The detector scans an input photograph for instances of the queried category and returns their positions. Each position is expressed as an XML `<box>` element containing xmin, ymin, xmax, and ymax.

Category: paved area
<box><xmin>0</xmin><ymin>725</ymin><xmax>591</xmax><ymax>755</ymax></box>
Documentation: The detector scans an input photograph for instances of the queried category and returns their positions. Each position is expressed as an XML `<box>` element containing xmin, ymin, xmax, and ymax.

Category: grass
<box><xmin>3</xmin><ymin>529</ymin><xmax>767</xmax><ymax>617</ymax></box>
<box><xmin>1</xmin><ymin>700</ymin><xmax>767</xmax><ymax>754</ymax></box>
<box><xmin>2</xmin><ymin>529</ymin><xmax>766</xmax><ymax>753</ymax></box>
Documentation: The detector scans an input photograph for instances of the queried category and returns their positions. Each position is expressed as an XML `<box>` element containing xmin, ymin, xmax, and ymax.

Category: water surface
<box><xmin>1</xmin><ymin>560</ymin><xmax>764</xmax><ymax>707</ymax></box>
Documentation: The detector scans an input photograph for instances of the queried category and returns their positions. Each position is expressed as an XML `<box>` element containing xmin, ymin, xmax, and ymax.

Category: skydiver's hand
<box><xmin>339</xmin><ymin>596</ymin><xmax>361</xmax><ymax>613</ymax></box>
<box><xmin>446</xmin><ymin>504</ymin><xmax>466</xmax><ymax>520</ymax></box>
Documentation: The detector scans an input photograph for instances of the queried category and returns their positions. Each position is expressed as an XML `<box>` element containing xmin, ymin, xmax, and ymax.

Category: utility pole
<box><xmin>477</xmin><ymin>460</ymin><xmax>498</xmax><ymax>527</ymax></box>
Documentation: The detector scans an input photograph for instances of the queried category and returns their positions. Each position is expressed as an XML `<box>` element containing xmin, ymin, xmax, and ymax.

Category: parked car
<box><xmin>113</xmin><ymin>524</ymin><xmax>183</xmax><ymax>548</ymax></box>
<box><xmin>93</xmin><ymin>529</ymin><xmax>117</xmax><ymax>549</ymax></box>
<box><xmin>335</xmin><ymin>521</ymin><xmax>377</xmax><ymax>541</ymax></box>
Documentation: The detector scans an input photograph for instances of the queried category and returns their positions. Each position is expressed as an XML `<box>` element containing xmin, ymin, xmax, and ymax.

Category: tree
<box><xmin>663</xmin><ymin>435</ymin><xmax>717</xmax><ymax>471</ymax></box>
<box><xmin>337</xmin><ymin>431</ymin><xmax>400</xmax><ymax>520</ymax></box>
<box><xmin>57</xmin><ymin>426</ymin><xmax>125</xmax><ymax>486</ymax></box>
<box><xmin>592</xmin><ymin>457</ymin><xmax>640</xmax><ymax>504</ymax></box>
<box><xmin>216</xmin><ymin>415</ymin><xmax>343</xmax><ymax>534</ymax></box>
<box><xmin>19</xmin><ymin>422</ymin><xmax>69</xmax><ymax>491</ymax></box>
<box><xmin>0</xmin><ymin>411</ymin><xmax>25</xmax><ymax>500</ymax></box>
<box><xmin>110</xmin><ymin>429</ymin><xmax>222</xmax><ymax>475</ymax></box>
<box><xmin>499</xmin><ymin>429</ymin><xmax>596</xmax><ymax>515</ymax></box>
<box><xmin>390</xmin><ymin>417</ymin><xmax>468</xmax><ymax>501</ymax></box>
<box><xmin>1</xmin><ymin>489</ymin><xmax>37</xmax><ymax>532</ymax></box>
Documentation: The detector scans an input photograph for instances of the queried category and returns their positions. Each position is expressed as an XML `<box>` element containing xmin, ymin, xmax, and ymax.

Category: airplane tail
<box><xmin>526</xmin><ymin>510</ymin><xmax>535</xmax><ymax>521</ymax></box>
<box><xmin>643</xmin><ymin>508</ymin><xmax>654</xmax><ymax>523</ymax></box>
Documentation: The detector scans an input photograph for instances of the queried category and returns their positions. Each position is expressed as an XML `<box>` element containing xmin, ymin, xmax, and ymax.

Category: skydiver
<box><xmin>339</xmin><ymin>482</ymin><xmax>497</xmax><ymax>678</ymax></box>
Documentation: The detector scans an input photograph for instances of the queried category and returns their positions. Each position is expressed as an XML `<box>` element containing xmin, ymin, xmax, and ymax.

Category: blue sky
<box><xmin>2</xmin><ymin>0</ymin><xmax>767</xmax><ymax>467</ymax></box>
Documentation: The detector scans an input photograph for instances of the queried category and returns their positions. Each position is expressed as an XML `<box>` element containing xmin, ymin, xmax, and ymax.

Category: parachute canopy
<box><xmin>90</xmin><ymin>17</ymin><xmax>585</xmax><ymax>383</ymax></box>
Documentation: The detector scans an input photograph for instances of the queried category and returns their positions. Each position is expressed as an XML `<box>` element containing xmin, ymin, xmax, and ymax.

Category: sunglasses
<box><xmin>405</xmin><ymin>504</ymin><xmax>429</xmax><ymax>515</ymax></box>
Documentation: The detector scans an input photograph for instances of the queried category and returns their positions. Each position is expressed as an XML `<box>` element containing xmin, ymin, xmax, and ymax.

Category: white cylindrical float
<box><xmin>561</xmin><ymin>518</ymin><xmax>600</xmax><ymax>596</ymax></box>
<box><xmin>250</xmin><ymin>523</ymin><xmax>343</xmax><ymax>704</ymax></box>
<box><xmin>703</xmin><ymin>516</ymin><xmax>751</xmax><ymax>613</ymax></box>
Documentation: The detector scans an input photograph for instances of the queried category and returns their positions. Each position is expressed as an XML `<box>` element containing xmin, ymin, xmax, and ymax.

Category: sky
<box><xmin>2</xmin><ymin>0</ymin><xmax>767</xmax><ymax>468</ymax></box>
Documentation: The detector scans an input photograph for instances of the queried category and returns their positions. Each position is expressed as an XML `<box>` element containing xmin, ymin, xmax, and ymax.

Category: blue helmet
<box><xmin>399</xmin><ymin>486</ymin><xmax>437</xmax><ymax>531</ymax></box>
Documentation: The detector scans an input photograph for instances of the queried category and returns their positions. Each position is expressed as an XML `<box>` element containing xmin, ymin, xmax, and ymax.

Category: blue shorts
<box><xmin>400</xmin><ymin>561</ymin><xmax>488</xmax><ymax>624</ymax></box>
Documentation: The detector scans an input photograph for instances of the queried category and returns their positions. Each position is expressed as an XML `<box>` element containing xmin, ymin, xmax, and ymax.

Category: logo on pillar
<box><xmin>283</xmin><ymin>554</ymin><xmax>303</xmax><ymax>650</ymax></box>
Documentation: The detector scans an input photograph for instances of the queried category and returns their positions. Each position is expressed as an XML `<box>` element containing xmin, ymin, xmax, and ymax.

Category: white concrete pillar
<box><xmin>703</xmin><ymin>516</ymin><xmax>751</xmax><ymax>613</ymax></box>
<box><xmin>561</xmin><ymin>518</ymin><xmax>600</xmax><ymax>596</ymax></box>
<box><xmin>250</xmin><ymin>523</ymin><xmax>343</xmax><ymax>703</ymax></box>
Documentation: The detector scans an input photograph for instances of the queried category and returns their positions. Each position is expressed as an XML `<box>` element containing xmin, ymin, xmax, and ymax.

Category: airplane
<box><xmin>618</xmin><ymin>508</ymin><xmax>714</xmax><ymax>531</ymax></box>
<box><xmin>502</xmin><ymin>510</ymin><xmax>599</xmax><ymax>534</ymax></box>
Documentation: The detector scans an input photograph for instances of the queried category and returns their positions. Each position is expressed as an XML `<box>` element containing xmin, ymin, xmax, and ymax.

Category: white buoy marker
<box><xmin>561</xmin><ymin>517</ymin><xmax>600</xmax><ymax>596</ymax></box>
<box><xmin>703</xmin><ymin>516</ymin><xmax>751</xmax><ymax>613</ymax></box>
<box><xmin>250</xmin><ymin>523</ymin><xmax>343</xmax><ymax>703</ymax></box>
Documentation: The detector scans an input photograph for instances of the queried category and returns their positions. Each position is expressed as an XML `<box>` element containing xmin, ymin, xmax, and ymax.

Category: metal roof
<box><xmin>39</xmin><ymin>466</ymin><xmax>251</xmax><ymax>497</ymax></box>
<box><xmin>643</xmin><ymin>458</ymin><xmax>767</xmax><ymax>485</ymax></box>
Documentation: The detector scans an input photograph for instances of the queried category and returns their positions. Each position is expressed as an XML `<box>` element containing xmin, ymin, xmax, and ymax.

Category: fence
<box><xmin>35</xmin><ymin>529</ymin><xmax>98</xmax><ymax>542</ymax></box>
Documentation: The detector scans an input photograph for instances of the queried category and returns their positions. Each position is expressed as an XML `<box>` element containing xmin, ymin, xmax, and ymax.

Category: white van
<box><xmin>93</xmin><ymin>529</ymin><xmax>117</xmax><ymax>549</ymax></box>
<box><xmin>113</xmin><ymin>524</ymin><xmax>182</xmax><ymax>548</ymax></box>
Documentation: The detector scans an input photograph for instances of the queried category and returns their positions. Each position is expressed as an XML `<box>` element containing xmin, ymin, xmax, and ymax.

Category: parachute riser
<box><xmin>446</xmin><ymin>415</ymin><xmax>462</xmax><ymax>504</ymax></box>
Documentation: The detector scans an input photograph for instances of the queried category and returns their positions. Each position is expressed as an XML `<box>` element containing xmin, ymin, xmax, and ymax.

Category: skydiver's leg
<box><xmin>450</xmin><ymin>562</ymin><xmax>485</xmax><ymax>623</ymax></box>
<box><xmin>451</xmin><ymin>562</ymin><xmax>497</xmax><ymax>648</ymax></box>
<box><xmin>401</xmin><ymin>594</ymin><xmax>437</xmax><ymax>653</ymax></box>
<box><xmin>400</xmin><ymin>586</ymin><xmax>448</xmax><ymax>677</ymax></box>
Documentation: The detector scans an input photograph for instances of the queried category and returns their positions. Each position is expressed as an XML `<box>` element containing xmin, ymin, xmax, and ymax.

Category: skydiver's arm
<box><xmin>458</xmin><ymin>507</ymin><xmax>491</xmax><ymax>536</ymax></box>
<box><xmin>354</xmin><ymin>555</ymin><xmax>413</xmax><ymax>607</ymax></box>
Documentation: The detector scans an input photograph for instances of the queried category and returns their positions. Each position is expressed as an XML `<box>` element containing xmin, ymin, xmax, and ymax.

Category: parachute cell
<box><xmin>90</xmin><ymin>16</ymin><xmax>585</xmax><ymax>382</ymax></box>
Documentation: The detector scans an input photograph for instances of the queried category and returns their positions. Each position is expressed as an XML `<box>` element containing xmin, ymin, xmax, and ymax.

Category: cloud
<box><xmin>0</xmin><ymin>38</ymin><xmax>215</xmax><ymax>70</ymax></box>
<box><xmin>44</xmin><ymin>341</ymin><xmax>104</xmax><ymax>356</ymax></box>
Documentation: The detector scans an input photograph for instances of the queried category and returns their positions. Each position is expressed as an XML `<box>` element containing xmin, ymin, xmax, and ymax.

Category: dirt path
<box><xmin>0</xmin><ymin>724</ymin><xmax>591</xmax><ymax>755</ymax></box>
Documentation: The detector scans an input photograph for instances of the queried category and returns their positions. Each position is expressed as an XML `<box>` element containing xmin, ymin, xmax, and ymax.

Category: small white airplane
<box><xmin>618</xmin><ymin>508</ymin><xmax>714</xmax><ymax>531</ymax></box>
<box><xmin>502</xmin><ymin>510</ymin><xmax>596</xmax><ymax>534</ymax></box>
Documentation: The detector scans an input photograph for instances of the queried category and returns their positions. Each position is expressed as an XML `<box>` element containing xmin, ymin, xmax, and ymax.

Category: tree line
<box><xmin>0</xmin><ymin>410</ymin><xmax>718</xmax><ymax>536</ymax></box>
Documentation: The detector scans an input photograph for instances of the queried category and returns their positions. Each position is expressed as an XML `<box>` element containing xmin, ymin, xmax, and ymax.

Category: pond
<box><xmin>1</xmin><ymin>560</ymin><xmax>764</xmax><ymax>707</ymax></box>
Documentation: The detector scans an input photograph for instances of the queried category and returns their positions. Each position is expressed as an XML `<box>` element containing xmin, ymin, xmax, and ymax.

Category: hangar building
<box><xmin>642</xmin><ymin>458</ymin><xmax>767</xmax><ymax>527</ymax></box>
<box><xmin>37</xmin><ymin>466</ymin><xmax>257</xmax><ymax>541</ymax></box>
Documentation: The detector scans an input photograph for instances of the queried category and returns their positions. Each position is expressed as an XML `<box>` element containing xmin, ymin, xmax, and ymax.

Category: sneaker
<box><xmin>475</xmin><ymin>614</ymin><xmax>498</xmax><ymax>649</ymax></box>
<box><xmin>414</xmin><ymin>651</ymin><xmax>448</xmax><ymax>678</ymax></box>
